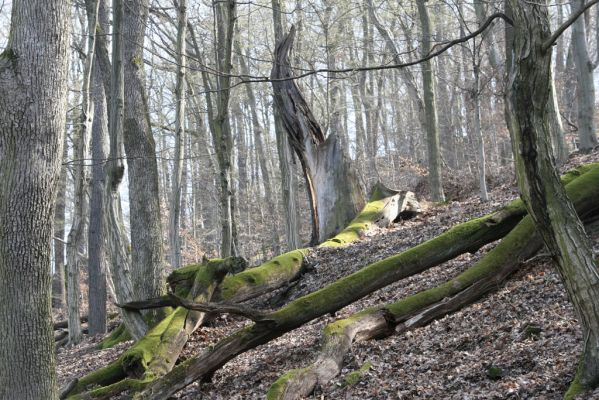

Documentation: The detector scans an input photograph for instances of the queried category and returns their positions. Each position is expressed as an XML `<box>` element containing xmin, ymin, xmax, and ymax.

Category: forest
<box><xmin>2</xmin><ymin>0</ymin><xmax>599</xmax><ymax>399</ymax></box>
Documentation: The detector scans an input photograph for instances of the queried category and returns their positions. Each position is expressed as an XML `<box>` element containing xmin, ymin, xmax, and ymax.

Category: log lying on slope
<box><xmin>267</xmin><ymin>165</ymin><xmax>599</xmax><ymax>399</ymax></box>
<box><xmin>134</xmin><ymin>164</ymin><xmax>599</xmax><ymax>400</ymax></box>
<box><xmin>61</xmin><ymin>257</ymin><xmax>246</xmax><ymax>400</ymax></box>
<box><xmin>61</xmin><ymin>185</ymin><xmax>410</xmax><ymax>399</ymax></box>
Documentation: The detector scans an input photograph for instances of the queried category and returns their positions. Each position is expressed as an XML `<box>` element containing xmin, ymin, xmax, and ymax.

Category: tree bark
<box><xmin>417</xmin><ymin>0</ymin><xmax>445</xmax><ymax>202</ymax></box>
<box><xmin>53</xmin><ymin>138</ymin><xmax>68</xmax><ymax>310</ymax></box>
<box><xmin>105</xmin><ymin>0</ymin><xmax>148</xmax><ymax>341</ymax></box>
<box><xmin>67</xmin><ymin>0</ymin><xmax>100</xmax><ymax>346</ymax></box>
<box><xmin>168</xmin><ymin>0</ymin><xmax>187</xmax><ymax>270</ymax></box>
<box><xmin>87</xmin><ymin>0</ymin><xmax>111</xmax><ymax>336</ymax></box>
<box><xmin>0</xmin><ymin>0</ymin><xmax>71</xmax><ymax>397</ymax></box>
<box><xmin>123</xmin><ymin>0</ymin><xmax>166</xmax><ymax>309</ymax></box>
<box><xmin>571</xmin><ymin>0</ymin><xmax>598</xmax><ymax>152</ymax></box>
<box><xmin>505</xmin><ymin>2</ymin><xmax>599</xmax><ymax>396</ymax></box>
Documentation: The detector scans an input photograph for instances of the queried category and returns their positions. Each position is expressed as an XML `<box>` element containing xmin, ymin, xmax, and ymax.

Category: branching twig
<box><xmin>542</xmin><ymin>0</ymin><xmax>599</xmax><ymax>51</ymax></box>
<box><xmin>119</xmin><ymin>293</ymin><xmax>274</xmax><ymax>323</ymax></box>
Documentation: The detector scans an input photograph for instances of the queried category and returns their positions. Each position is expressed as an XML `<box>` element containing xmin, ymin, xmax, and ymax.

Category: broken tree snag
<box><xmin>268</xmin><ymin>164</ymin><xmax>599</xmax><ymax>399</ymax></box>
<box><xmin>320</xmin><ymin>182</ymin><xmax>420</xmax><ymax>248</ymax></box>
<box><xmin>272</xmin><ymin>25</ymin><xmax>365</xmax><ymax>245</ymax></box>
<box><xmin>61</xmin><ymin>257</ymin><xmax>245</xmax><ymax>399</ymax></box>
<box><xmin>134</xmin><ymin>164</ymin><xmax>599</xmax><ymax>400</ymax></box>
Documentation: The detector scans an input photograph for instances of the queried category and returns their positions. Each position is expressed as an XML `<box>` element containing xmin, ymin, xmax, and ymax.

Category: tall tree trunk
<box><xmin>53</xmin><ymin>139</ymin><xmax>68</xmax><ymax>310</ymax></box>
<box><xmin>169</xmin><ymin>0</ymin><xmax>187</xmax><ymax>270</ymax></box>
<box><xmin>505</xmin><ymin>2</ymin><xmax>599</xmax><ymax>397</ymax></box>
<box><xmin>211</xmin><ymin>0</ymin><xmax>237</xmax><ymax>257</ymax></box>
<box><xmin>105</xmin><ymin>0</ymin><xmax>148</xmax><ymax>340</ymax></box>
<box><xmin>0</xmin><ymin>0</ymin><xmax>71</xmax><ymax>397</ymax></box>
<box><xmin>471</xmin><ymin>50</ymin><xmax>488</xmax><ymax>201</ymax></box>
<box><xmin>123</xmin><ymin>0</ymin><xmax>166</xmax><ymax>308</ymax></box>
<box><xmin>67</xmin><ymin>0</ymin><xmax>100</xmax><ymax>346</ymax></box>
<box><xmin>87</xmin><ymin>0</ymin><xmax>111</xmax><ymax>335</ymax></box>
<box><xmin>417</xmin><ymin>0</ymin><xmax>445</xmax><ymax>202</ymax></box>
<box><xmin>272</xmin><ymin>0</ymin><xmax>300</xmax><ymax>251</ymax></box>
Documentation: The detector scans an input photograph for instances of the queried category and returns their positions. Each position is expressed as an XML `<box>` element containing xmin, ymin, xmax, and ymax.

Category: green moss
<box><xmin>131</xmin><ymin>55</ymin><xmax>143</xmax><ymax>68</ymax></box>
<box><xmin>219</xmin><ymin>249</ymin><xmax>308</xmax><ymax>301</ymax></box>
<box><xmin>320</xmin><ymin>198</ymin><xmax>387</xmax><ymax>247</ymax></box>
<box><xmin>267</xmin><ymin>368</ymin><xmax>309</xmax><ymax>400</ymax></box>
<box><xmin>121</xmin><ymin>310</ymin><xmax>182</xmax><ymax>377</ymax></box>
<box><xmin>344</xmin><ymin>361</ymin><xmax>372</xmax><ymax>386</ymax></box>
<box><xmin>98</xmin><ymin>324</ymin><xmax>131</xmax><ymax>349</ymax></box>
<box><xmin>324</xmin><ymin>309</ymin><xmax>376</xmax><ymax>337</ymax></box>
<box><xmin>66</xmin><ymin>360</ymin><xmax>126</xmax><ymax>398</ymax></box>
<box><xmin>68</xmin><ymin>377</ymin><xmax>151</xmax><ymax>400</ymax></box>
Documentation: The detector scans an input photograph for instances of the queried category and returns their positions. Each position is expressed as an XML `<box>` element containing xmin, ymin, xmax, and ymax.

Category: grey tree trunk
<box><xmin>169</xmin><ymin>0</ymin><xmax>187</xmax><ymax>270</ymax></box>
<box><xmin>416</xmin><ymin>0</ymin><xmax>445</xmax><ymax>202</ymax></box>
<box><xmin>505</xmin><ymin>1</ymin><xmax>599</xmax><ymax>397</ymax></box>
<box><xmin>123</xmin><ymin>0</ymin><xmax>166</xmax><ymax>307</ymax></box>
<box><xmin>53</xmin><ymin>140</ymin><xmax>68</xmax><ymax>310</ymax></box>
<box><xmin>87</xmin><ymin>0</ymin><xmax>111</xmax><ymax>335</ymax></box>
<box><xmin>571</xmin><ymin>0</ymin><xmax>598</xmax><ymax>152</ymax></box>
<box><xmin>0</xmin><ymin>0</ymin><xmax>71</xmax><ymax>398</ymax></box>
<box><xmin>272</xmin><ymin>0</ymin><xmax>300</xmax><ymax>251</ymax></box>
<box><xmin>212</xmin><ymin>0</ymin><xmax>237</xmax><ymax>257</ymax></box>
<box><xmin>105</xmin><ymin>0</ymin><xmax>148</xmax><ymax>340</ymax></box>
<box><xmin>67</xmin><ymin>0</ymin><xmax>100</xmax><ymax>346</ymax></box>
<box><xmin>471</xmin><ymin>53</ymin><xmax>488</xmax><ymax>201</ymax></box>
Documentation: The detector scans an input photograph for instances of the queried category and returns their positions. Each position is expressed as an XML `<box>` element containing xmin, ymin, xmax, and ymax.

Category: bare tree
<box><xmin>0</xmin><ymin>0</ymin><xmax>71</xmax><ymax>397</ymax></box>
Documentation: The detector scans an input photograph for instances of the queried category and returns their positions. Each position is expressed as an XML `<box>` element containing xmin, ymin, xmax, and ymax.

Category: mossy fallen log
<box><xmin>267</xmin><ymin>165</ymin><xmax>599</xmax><ymax>399</ymax></box>
<box><xmin>133</xmin><ymin>164</ymin><xmax>599</xmax><ymax>400</ymax></box>
<box><xmin>61</xmin><ymin>257</ymin><xmax>245</xmax><ymax>399</ymax></box>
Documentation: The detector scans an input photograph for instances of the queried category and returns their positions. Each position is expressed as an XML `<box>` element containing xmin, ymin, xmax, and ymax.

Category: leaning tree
<box><xmin>505</xmin><ymin>0</ymin><xmax>599</xmax><ymax>397</ymax></box>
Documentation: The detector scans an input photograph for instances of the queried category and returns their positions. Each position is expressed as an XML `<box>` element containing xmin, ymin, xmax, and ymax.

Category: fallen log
<box><xmin>267</xmin><ymin>208</ymin><xmax>599</xmax><ymax>399</ymax></box>
<box><xmin>61</xmin><ymin>185</ymin><xmax>410</xmax><ymax>399</ymax></box>
<box><xmin>60</xmin><ymin>257</ymin><xmax>246</xmax><ymax>399</ymax></box>
<box><xmin>132</xmin><ymin>164</ymin><xmax>599</xmax><ymax>400</ymax></box>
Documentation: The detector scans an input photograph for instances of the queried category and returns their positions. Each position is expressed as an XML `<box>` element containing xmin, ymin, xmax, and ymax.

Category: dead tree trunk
<box><xmin>271</xmin><ymin>26</ymin><xmax>365</xmax><ymax>245</ymax></box>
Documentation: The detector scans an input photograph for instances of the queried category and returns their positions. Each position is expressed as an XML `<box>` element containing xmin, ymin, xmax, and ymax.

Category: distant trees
<box><xmin>0</xmin><ymin>0</ymin><xmax>71</xmax><ymax>398</ymax></box>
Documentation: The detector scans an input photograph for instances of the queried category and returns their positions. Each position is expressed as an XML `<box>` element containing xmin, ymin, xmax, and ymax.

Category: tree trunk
<box><xmin>67</xmin><ymin>0</ymin><xmax>100</xmax><ymax>346</ymax></box>
<box><xmin>122</xmin><ymin>0</ymin><xmax>166</xmax><ymax>309</ymax></box>
<box><xmin>417</xmin><ymin>0</ymin><xmax>445</xmax><ymax>202</ymax></box>
<box><xmin>571</xmin><ymin>0</ymin><xmax>598</xmax><ymax>152</ymax></box>
<box><xmin>105</xmin><ymin>0</ymin><xmax>148</xmax><ymax>341</ymax></box>
<box><xmin>53</xmin><ymin>138</ymin><xmax>68</xmax><ymax>310</ymax></box>
<box><xmin>271</xmin><ymin>27</ymin><xmax>365</xmax><ymax>244</ymax></box>
<box><xmin>0</xmin><ymin>0</ymin><xmax>71</xmax><ymax>397</ymax></box>
<box><xmin>87</xmin><ymin>0</ymin><xmax>111</xmax><ymax>335</ymax></box>
<box><xmin>505</xmin><ymin>2</ymin><xmax>599</xmax><ymax>396</ymax></box>
<box><xmin>169</xmin><ymin>0</ymin><xmax>187</xmax><ymax>270</ymax></box>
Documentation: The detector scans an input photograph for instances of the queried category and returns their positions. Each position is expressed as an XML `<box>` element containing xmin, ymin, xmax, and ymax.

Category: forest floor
<box><xmin>55</xmin><ymin>150</ymin><xmax>599</xmax><ymax>399</ymax></box>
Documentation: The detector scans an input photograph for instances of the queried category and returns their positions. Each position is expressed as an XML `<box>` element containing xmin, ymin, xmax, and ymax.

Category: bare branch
<box><xmin>542</xmin><ymin>0</ymin><xmax>599</xmax><ymax>51</ymax></box>
<box><xmin>119</xmin><ymin>294</ymin><xmax>274</xmax><ymax>323</ymax></box>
